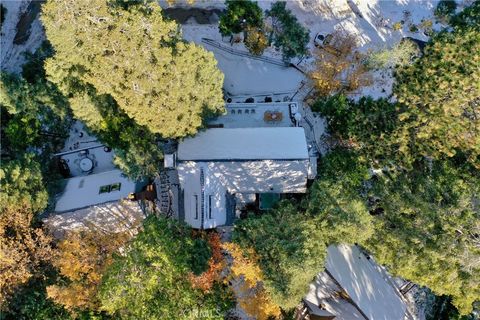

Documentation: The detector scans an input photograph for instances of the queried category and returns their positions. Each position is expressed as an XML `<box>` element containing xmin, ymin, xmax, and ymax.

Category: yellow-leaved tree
<box><xmin>222</xmin><ymin>242</ymin><xmax>281</xmax><ymax>320</ymax></box>
<box><xmin>47</xmin><ymin>229</ymin><xmax>131</xmax><ymax>311</ymax></box>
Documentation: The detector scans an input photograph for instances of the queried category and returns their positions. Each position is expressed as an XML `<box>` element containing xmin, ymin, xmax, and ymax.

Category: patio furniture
<box><xmin>264</xmin><ymin>111</ymin><xmax>283</xmax><ymax>122</ymax></box>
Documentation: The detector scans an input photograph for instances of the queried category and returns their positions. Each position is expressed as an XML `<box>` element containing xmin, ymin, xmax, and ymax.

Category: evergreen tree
<box><xmin>232</xmin><ymin>150</ymin><xmax>373</xmax><ymax>310</ymax></box>
<box><xmin>266</xmin><ymin>1</ymin><xmax>309</xmax><ymax>61</ymax></box>
<box><xmin>0</xmin><ymin>154</ymin><xmax>49</xmax><ymax>213</ymax></box>
<box><xmin>306</xmin><ymin>150</ymin><xmax>373</xmax><ymax>245</ymax></box>
<box><xmin>313</xmin><ymin>95</ymin><xmax>398</xmax><ymax>164</ymax></box>
<box><xmin>394</xmin><ymin>26</ymin><xmax>480</xmax><ymax>167</ymax></box>
<box><xmin>365</xmin><ymin>162</ymin><xmax>480</xmax><ymax>314</ymax></box>
<box><xmin>219</xmin><ymin>0</ymin><xmax>263</xmax><ymax>36</ymax></box>
<box><xmin>0</xmin><ymin>71</ymin><xmax>70</xmax><ymax>156</ymax></box>
<box><xmin>233</xmin><ymin>201</ymin><xmax>326</xmax><ymax>309</ymax></box>
<box><xmin>98</xmin><ymin>216</ymin><xmax>233</xmax><ymax>319</ymax></box>
<box><xmin>42</xmin><ymin>0</ymin><xmax>224</xmax><ymax>138</ymax></box>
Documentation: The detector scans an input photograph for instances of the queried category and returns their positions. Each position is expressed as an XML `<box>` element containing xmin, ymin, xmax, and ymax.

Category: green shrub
<box><xmin>392</xmin><ymin>21</ymin><xmax>403</xmax><ymax>31</ymax></box>
<box><xmin>435</xmin><ymin>0</ymin><xmax>457</xmax><ymax>20</ymax></box>
<box><xmin>190</xmin><ymin>237</ymin><xmax>212</xmax><ymax>275</ymax></box>
<box><xmin>366</xmin><ymin>39</ymin><xmax>419</xmax><ymax>70</ymax></box>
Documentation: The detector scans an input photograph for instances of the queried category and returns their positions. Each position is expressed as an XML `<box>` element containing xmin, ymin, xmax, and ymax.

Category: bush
<box><xmin>190</xmin><ymin>237</ymin><xmax>212</xmax><ymax>275</ymax></box>
<box><xmin>420</xmin><ymin>19</ymin><xmax>434</xmax><ymax>35</ymax></box>
<box><xmin>392</xmin><ymin>21</ymin><xmax>403</xmax><ymax>31</ymax></box>
<box><xmin>435</xmin><ymin>0</ymin><xmax>457</xmax><ymax>20</ymax></box>
<box><xmin>366</xmin><ymin>39</ymin><xmax>419</xmax><ymax>70</ymax></box>
<box><xmin>244</xmin><ymin>25</ymin><xmax>268</xmax><ymax>56</ymax></box>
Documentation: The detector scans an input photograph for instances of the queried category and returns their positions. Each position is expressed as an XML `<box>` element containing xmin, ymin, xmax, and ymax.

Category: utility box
<box><xmin>164</xmin><ymin>154</ymin><xmax>176</xmax><ymax>168</ymax></box>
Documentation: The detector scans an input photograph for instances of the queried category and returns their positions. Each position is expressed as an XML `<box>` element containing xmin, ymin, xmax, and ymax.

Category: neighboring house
<box><xmin>54</xmin><ymin>169</ymin><xmax>140</xmax><ymax>212</ymax></box>
<box><xmin>165</xmin><ymin>102</ymin><xmax>317</xmax><ymax>229</ymax></box>
<box><xmin>299</xmin><ymin>244</ymin><xmax>412</xmax><ymax>320</ymax></box>
<box><xmin>46</xmin><ymin>121</ymin><xmax>147</xmax><ymax>233</ymax></box>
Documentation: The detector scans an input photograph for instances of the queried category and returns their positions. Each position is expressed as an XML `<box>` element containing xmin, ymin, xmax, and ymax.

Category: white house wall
<box><xmin>177</xmin><ymin>160</ymin><xmax>309</xmax><ymax>228</ymax></box>
<box><xmin>54</xmin><ymin>169</ymin><xmax>137</xmax><ymax>212</ymax></box>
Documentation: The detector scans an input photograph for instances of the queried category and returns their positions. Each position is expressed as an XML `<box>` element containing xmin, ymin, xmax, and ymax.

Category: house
<box><xmin>299</xmin><ymin>244</ymin><xmax>411</xmax><ymax>320</ymax></box>
<box><xmin>168</xmin><ymin>102</ymin><xmax>317</xmax><ymax>229</ymax></box>
<box><xmin>54</xmin><ymin>169</ymin><xmax>141</xmax><ymax>212</ymax></box>
<box><xmin>46</xmin><ymin>121</ymin><xmax>147</xmax><ymax>232</ymax></box>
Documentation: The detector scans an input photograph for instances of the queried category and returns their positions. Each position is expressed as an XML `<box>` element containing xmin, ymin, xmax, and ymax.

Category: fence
<box><xmin>201</xmin><ymin>38</ymin><xmax>290</xmax><ymax>67</ymax></box>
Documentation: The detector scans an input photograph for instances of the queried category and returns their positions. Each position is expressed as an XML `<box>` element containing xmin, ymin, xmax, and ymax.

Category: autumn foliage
<box><xmin>46</xmin><ymin>229</ymin><xmax>131</xmax><ymax>311</ymax></box>
<box><xmin>309</xmin><ymin>31</ymin><xmax>371</xmax><ymax>96</ymax></box>
<box><xmin>0</xmin><ymin>205</ymin><xmax>55</xmax><ymax>309</ymax></box>
<box><xmin>188</xmin><ymin>232</ymin><xmax>224</xmax><ymax>292</ymax></box>
<box><xmin>222</xmin><ymin>242</ymin><xmax>281</xmax><ymax>320</ymax></box>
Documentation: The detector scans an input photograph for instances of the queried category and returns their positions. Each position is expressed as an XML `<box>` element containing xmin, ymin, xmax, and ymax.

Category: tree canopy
<box><xmin>219</xmin><ymin>0</ymin><xmax>264</xmax><ymax>36</ymax></box>
<box><xmin>365</xmin><ymin>162</ymin><xmax>480</xmax><ymax>315</ymax></box>
<box><xmin>233</xmin><ymin>201</ymin><xmax>326</xmax><ymax>309</ymax></box>
<box><xmin>0</xmin><ymin>71</ymin><xmax>70</xmax><ymax>158</ymax></box>
<box><xmin>303</xmin><ymin>5</ymin><xmax>480</xmax><ymax>314</ymax></box>
<box><xmin>394</xmin><ymin>18</ymin><xmax>480</xmax><ymax>167</ymax></box>
<box><xmin>0</xmin><ymin>154</ymin><xmax>49</xmax><ymax>213</ymax></box>
<box><xmin>98</xmin><ymin>216</ymin><xmax>233</xmax><ymax>319</ymax></box>
<box><xmin>0</xmin><ymin>205</ymin><xmax>55</xmax><ymax>309</ymax></box>
<box><xmin>233</xmin><ymin>149</ymin><xmax>374</xmax><ymax>309</ymax></box>
<box><xmin>42</xmin><ymin>0</ymin><xmax>224</xmax><ymax>138</ymax></box>
<box><xmin>266</xmin><ymin>1</ymin><xmax>309</xmax><ymax>61</ymax></box>
<box><xmin>47</xmin><ymin>229</ymin><xmax>132</xmax><ymax>312</ymax></box>
<box><xmin>312</xmin><ymin>95</ymin><xmax>398</xmax><ymax>164</ymax></box>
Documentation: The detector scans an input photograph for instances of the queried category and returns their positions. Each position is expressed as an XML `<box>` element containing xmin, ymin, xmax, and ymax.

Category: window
<box><xmin>110</xmin><ymin>183</ymin><xmax>122</xmax><ymax>192</ymax></box>
<box><xmin>208</xmin><ymin>195</ymin><xmax>213</xmax><ymax>219</ymax></box>
<box><xmin>99</xmin><ymin>185</ymin><xmax>110</xmax><ymax>194</ymax></box>
<box><xmin>194</xmin><ymin>195</ymin><xmax>198</xmax><ymax>220</ymax></box>
<box><xmin>99</xmin><ymin>183</ymin><xmax>122</xmax><ymax>194</ymax></box>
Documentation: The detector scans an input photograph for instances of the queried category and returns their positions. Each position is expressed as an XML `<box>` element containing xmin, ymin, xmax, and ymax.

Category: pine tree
<box><xmin>219</xmin><ymin>0</ymin><xmax>264</xmax><ymax>36</ymax></box>
<box><xmin>394</xmin><ymin>28</ymin><xmax>480</xmax><ymax>167</ymax></box>
<box><xmin>0</xmin><ymin>71</ymin><xmax>70</xmax><ymax>156</ymax></box>
<box><xmin>41</xmin><ymin>0</ymin><xmax>224</xmax><ymax>138</ymax></box>
<box><xmin>365</xmin><ymin>162</ymin><xmax>480</xmax><ymax>315</ymax></box>
<box><xmin>0</xmin><ymin>154</ymin><xmax>49</xmax><ymax>213</ymax></box>
<box><xmin>266</xmin><ymin>1</ymin><xmax>309</xmax><ymax>61</ymax></box>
